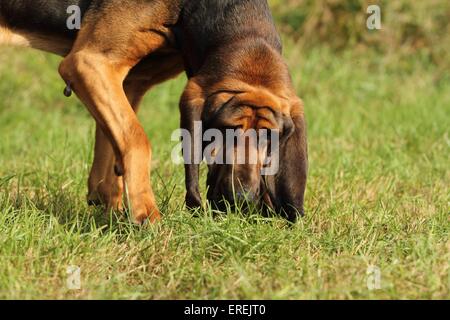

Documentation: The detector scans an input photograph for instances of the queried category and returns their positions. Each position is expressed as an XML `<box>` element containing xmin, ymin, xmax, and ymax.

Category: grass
<box><xmin>0</xmin><ymin>40</ymin><xmax>449</xmax><ymax>299</ymax></box>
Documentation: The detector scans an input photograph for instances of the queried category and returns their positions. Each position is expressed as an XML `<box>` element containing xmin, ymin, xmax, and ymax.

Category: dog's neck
<box><xmin>177</xmin><ymin>0</ymin><xmax>282</xmax><ymax>77</ymax></box>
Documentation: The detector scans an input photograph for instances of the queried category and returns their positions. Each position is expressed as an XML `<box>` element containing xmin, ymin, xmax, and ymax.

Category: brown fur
<box><xmin>0</xmin><ymin>14</ymin><xmax>72</xmax><ymax>54</ymax></box>
<box><xmin>1</xmin><ymin>1</ymin><xmax>184</xmax><ymax>224</ymax></box>
<box><xmin>178</xmin><ymin>3</ymin><xmax>308</xmax><ymax>221</ymax></box>
<box><xmin>1</xmin><ymin>0</ymin><xmax>307</xmax><ymax>222</ymax></box>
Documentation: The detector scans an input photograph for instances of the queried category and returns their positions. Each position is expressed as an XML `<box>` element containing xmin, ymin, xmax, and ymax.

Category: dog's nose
<box><xmin>214</xmin><ymin>181</ymin><xmax>259</xmax><ymax>208</ymax></box>
<box><xmin>235</xmin><ymin>191</ymin><xmax>257</xmax><ymax>203</ymax></box>
<box><xmin>222</xmin><ymin>187</ymin><xmax>258</xmax><ymax>205</ymax></box>
<box><xmin>209</xmin><ymin>186</ymin><xmax>259</xmax><ymax>212</ymax></box>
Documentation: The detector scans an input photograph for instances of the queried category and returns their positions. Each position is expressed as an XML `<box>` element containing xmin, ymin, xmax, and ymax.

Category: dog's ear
<box><xmin>271</xmin><ymin>98</ymin><xmax>308</xmax><ymax>222</ymax></box>
<box><xmin>179</xmin><ymin>81</ymin><xmax>205</xmax><ymax>209</ymax></box>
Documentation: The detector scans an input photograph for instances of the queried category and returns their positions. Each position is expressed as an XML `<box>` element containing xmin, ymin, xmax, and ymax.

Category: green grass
<box><xmin>0</xmin><ymin>42</ymin><xmax>448</xmax><ymax>299</ymax></box>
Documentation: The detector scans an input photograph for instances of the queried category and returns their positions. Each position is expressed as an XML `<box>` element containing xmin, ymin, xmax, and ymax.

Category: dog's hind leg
<box><xmin>87</xmin><ymin>126</ymin><xmax>123</xmax><ymax>210</ymax></box>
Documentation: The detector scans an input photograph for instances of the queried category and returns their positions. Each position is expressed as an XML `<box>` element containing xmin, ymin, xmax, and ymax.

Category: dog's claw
<box><xmin>64</xmin><ymin>83</ymin><xmax>72</xmax><ymax>97</ymax></box>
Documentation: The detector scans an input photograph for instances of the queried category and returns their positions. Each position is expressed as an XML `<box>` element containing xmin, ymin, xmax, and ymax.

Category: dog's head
<box><xmin>181</xmin><ymin>82</ymin><xmax>308</xmax><ymax>221</ymax></box>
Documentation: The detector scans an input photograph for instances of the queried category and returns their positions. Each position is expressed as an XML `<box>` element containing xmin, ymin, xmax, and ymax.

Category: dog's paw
<box><xmin>129</xmin><ymin>192</ymin><xmax>161</xmax><ymax>225</ymax></box>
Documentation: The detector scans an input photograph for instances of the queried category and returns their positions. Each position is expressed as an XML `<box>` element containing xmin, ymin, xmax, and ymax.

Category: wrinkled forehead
<box><xmin>216</xmin><ymin>105</ymin><xmax>283</xmax><ymax>131</ymax></box>
<box><xmin>203</xmin><ymin>90</ymin><xmax>289</xmax><ymax>131</ymax></box>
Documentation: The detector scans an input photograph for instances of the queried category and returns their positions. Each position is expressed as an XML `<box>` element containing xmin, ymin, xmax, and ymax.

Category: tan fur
<box><xmin>57</xmin><ymin>0</ymin><xmax>184</xmax><ymax>224</ymax></box>
<box><xmin>0</xmin><ymin>17</ymin><xmax>71</xmax><ymax>55</ymax></box>
<box><xmin>179</xmin><ymin>25</ymin><xmax>307</xmax><ymax>215</ymax></box>
<box><xmin>1</xmin><ymin>2</ymin><xmax>184</xmax><ymax>224</ymax></box>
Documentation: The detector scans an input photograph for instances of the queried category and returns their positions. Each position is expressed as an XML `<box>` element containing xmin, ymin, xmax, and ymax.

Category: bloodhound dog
<box><xmin>176</xmin><ymin>0</ymin><xmax>308</xmax><ymax>222</ymax></box>
<box><xmin>0</xmin><ymin>0</ymin><xmax>308</xmax><ymax>223</ymax></box>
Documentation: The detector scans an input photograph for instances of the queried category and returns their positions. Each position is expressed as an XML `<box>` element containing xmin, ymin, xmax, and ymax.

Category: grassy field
<box><xmin>0</xmin><ymin>39</ymin><xmax>449</xmax><ymax>299</ymax></box>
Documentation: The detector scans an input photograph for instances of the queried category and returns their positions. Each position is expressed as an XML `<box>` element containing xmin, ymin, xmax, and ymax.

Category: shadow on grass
<box><xmin>1</xmin><ymin>182</ymin><xmax>140</xmax><ymax>237</ymax></box>
<box><xmin>1</xmin><ymin>174</ymin><xmax>294</xmax><ymax>242</ymax></box>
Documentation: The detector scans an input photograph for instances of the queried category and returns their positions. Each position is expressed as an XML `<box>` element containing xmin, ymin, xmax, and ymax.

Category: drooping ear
<box><xmin>179</xmin><ymin>80</ymin><xmax>205</xmax><ymax>209</ymax></box>
<box><xmin>272</xmin><ymin>98</ymin><xmax>308</xmax><ymax>222</ymax></box>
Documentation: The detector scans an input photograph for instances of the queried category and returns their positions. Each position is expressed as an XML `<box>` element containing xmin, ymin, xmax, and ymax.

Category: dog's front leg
<box><xmin>56</xmin><ymin>6</ymin><xmax>179</xmax><ymax>223</ymax></box>
<box><xmin>59</xmin><ymin>52</ymin><xmax>159</xmax><ymax>224</ymax></box>
<box><xmin>87</xmin><ymin>80</ymin><xmax>150</xmax><ymax>214</ymax></box>
<box><xmin>180</xmin><ymin>79</ymin><xmax>205</xmax><ymax>210</ymax></box>
<box><xmin>87</xmin><ymin>125</ymin><xmax>123</xmax><ymax>211</ymax></box>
